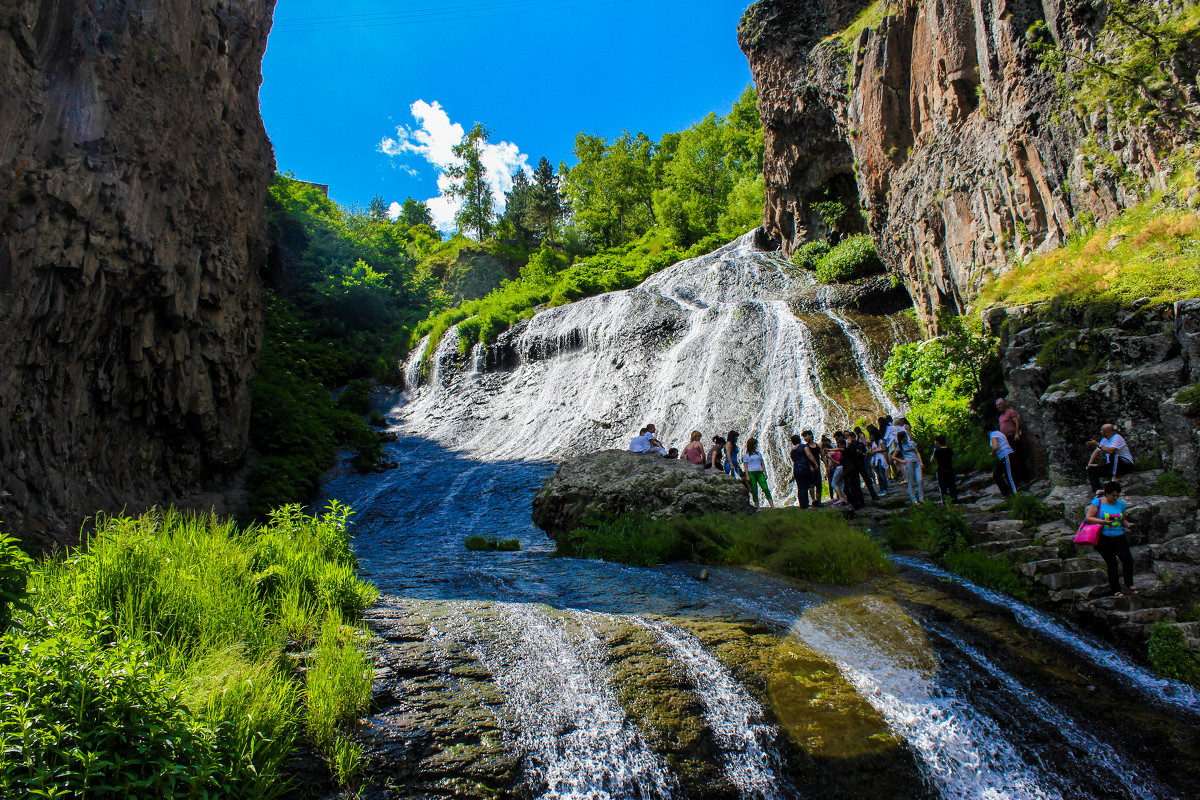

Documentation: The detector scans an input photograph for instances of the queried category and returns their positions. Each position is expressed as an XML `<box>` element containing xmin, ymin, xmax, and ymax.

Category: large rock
<box><xmin>532</xmin><ymin>450</ymin><xmax>750</xmax><ymax>537</ymax></box>
<box><xmin>0</xmin><ymin>0</ymin><xmax>275</xmax><ymax>544</ymax></box>
<box><xmin>739</xmin><ymin>0</ymin><xmax>1192</xmax><ymax>326</ymax></box>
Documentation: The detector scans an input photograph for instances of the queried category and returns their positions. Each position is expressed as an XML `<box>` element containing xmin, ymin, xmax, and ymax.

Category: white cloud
<box><xmin>378</xmin><ymin>100</ymin><xmax>531</xmax><ymax>235</ymax></box>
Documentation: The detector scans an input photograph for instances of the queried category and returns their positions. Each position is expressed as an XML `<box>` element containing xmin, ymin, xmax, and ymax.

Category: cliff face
<box><xmin>0</xmin><ymin>0</ymin><xmax>276</xmax><ymax>543</ymax></box>
<box><xmin>739</xmin><ymin>0</ymin><xmax>1187</xmax><ymax>325</ymax></box>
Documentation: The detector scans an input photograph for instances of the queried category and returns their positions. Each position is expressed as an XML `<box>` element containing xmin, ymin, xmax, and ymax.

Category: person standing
<box><xmin>708</xmin><ymin>435</ymin><xmax>726</xmax><ymax>471</ymax></box>
<box><xmin>867</xmin><ymin>425</ymin><xmax>889</xmax><ymax>494</ymax></box>
<box><xmin>828</xmin><ymin>433</ymin><xmax>847</xmax><ymax>506</ymax></box>
<box><xmin>801</xmin><ymin>430</ymin><xmax>824</xmax><ymax>507</ymax></box>
<box><xmin>790</xmin><ymin>434</ymin><xmax>819</xmax><ymax>509</ymax></box>
<box><xmin>1085</xmin><ymin>481</ymin><xmax>1137</xmax><ymax>597</ymax></box>
<box><xmin>852</xmin><ymin>428</ymin><xmax>879</xmax><ymax>502</ymax></box>
<box><xmin>996</xmin><ymin>398</ymin><xmax>1025</xmax><ymax>485</ymax></box>
<box><xmin>896</xmin><ymin>430</ymin><xmax>925</xmax><ymax>503</ymax></box>
<box><xmin>742</xmin><ymin>437</ymin><xmax>774</xmax><ymax>508</ymax></box>
<box><xmin>932</xmin><ymin>434</ymin><xmax>958</xmax><ymax>503</ymax></box>
<box><xmin>724</xmin><ymin>431</ymin><xmax>743</xmax><ymax>479</ymax></box>
<box><xmin>989</xmin><ymin>428</ymin><xmax>1016</xmax><ymax>496</ymax></box>
<box><xmin>1085</xmin><ymin>424</ymin><xmax>1135</xmax><ymax>491</ymax></box>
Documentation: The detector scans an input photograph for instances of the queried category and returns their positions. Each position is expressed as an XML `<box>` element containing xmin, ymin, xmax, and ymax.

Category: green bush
<box><xmin>791</xmin><ymin>240</ymin><xmax>831</xmax><ymax>271</ymax></box>
<box><xmin>942</xmin><ymin>549</ymin><xmax>1027</xmax><ymax>598</ymax></box>
<box><xmin>0</xmin><ymin>532</ymin><xmax>30</xmax><ymax>634</ymax></box>
<box><xmin>1147</xmin><ymin>621</ymin><xmax>1200</xmax><ymax>686</ymax></box>
<box><xmin>0</xmin><ymin>504</ymin><xmax>377</xmax><ymax>798</ymax></box>
<box><xmin>563</xmin><ymin>510</ymin><xmax>891</xmax><ymax>585</ymax></box>
<box><xmin>814</xmin><ymin>234</ymin><xmax>881</xmax><ymax>283</ymax></box>
<box><xmin>1003</xmin><ymin>494</ymin><xmax>1058</xmax><ymax>525</ymax></box>
<box><xmin>887</xmin><ymin>502</ymin><xmax>971</xmax><ymax>558</ymax></box>
<box><xmin>464</xmin><ymin>535</ymin><xmax>521</xmax><ymax>552</ymax></box>
<box><xmin>336</xmin><ymin>379</ymin><xmax>373</xmax><ymax>414</ymax></box>
<box><xmin>1153</xmin><ymin>472</ymin><xmax>1198</xmax><ymax>498</ymax></box>
<box><xmin>368</xmin><ymin>410</ymin><xmax>387</xmax><ymax>427</ymax></box>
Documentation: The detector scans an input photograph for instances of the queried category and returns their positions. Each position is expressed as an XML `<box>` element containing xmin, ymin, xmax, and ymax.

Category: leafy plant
<box><xmin>942</xmin><ymin>549</ymin><xmax>1027</xmax><ymax>598</ymax></box>
<box><xmin>815</xmin><ymin>233</ymin><xmax>882</xmax><ymax>284</ymax></box>
<box><xmin>792</xmin><ymin>240</ymin><xmax>831</xmax><ymax>271</ymax></box>
<box><xmin>0</xmin><ymin>531</ymin><xmax>30</xmax><ymax>634</ymax></box>
<box><xmin>1003</xmin><ymin>494</ymin><xmax>1059</xmax><ymax>526</ymax></box>
<box><xmin>1147</xmin><ymin>622</ymin><xmax>1200</xmax><ymax>686</ymax></box>
<box><xmin>1153</xmin><ymin>472</ymin><xmax>1198</xmax><ymax>498</ymax></box>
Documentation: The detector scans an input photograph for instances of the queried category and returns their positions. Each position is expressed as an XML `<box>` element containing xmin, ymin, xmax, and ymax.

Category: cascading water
<box><xmin>398</xmin><ymin>232</ymin><xmax>910</xmax><ymax>499</ymax></box>
<box><xmin>320</xmin><ymin>237</ymin><xmax>1200</xmax><ymax>798</ymax></box>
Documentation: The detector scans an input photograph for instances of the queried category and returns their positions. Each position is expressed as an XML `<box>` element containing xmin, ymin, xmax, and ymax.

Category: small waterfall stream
<box><xmin>321</xmin><ymin>237</ymin><xmax>1200</xmax><ymax>798</ymax></box>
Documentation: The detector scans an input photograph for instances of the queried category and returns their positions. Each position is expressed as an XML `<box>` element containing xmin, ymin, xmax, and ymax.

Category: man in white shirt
<box><xmin>1085</xmin><ymin>423</ymin><xmax>1135</xmax><ymax>490</ymax></box>
<box><xmin>630</xmin><ymin>428</ymin><xmax>651</xmax><ymax>453</ymax></box>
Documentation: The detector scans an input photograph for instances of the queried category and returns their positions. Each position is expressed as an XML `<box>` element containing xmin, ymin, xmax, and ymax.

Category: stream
<box><xmin>321</xmin><ymin>436</ymin><xmax>1200</xmax><ymax>799</ymax></box>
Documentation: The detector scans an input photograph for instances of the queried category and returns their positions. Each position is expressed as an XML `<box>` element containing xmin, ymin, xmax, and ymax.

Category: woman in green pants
<box><xmin>741</xmin><ymin>437</ymin><xmax>774</xmax><ymax>508</ymax></box>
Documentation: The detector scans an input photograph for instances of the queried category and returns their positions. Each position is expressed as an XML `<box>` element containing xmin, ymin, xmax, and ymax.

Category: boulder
<box><xmin>532</xmin><ymin>450</ymin><xmax>749</xmax><ymax>537</ymax></box>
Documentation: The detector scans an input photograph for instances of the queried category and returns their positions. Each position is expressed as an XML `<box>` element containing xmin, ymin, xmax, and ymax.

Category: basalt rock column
<box><xmin>0</xmin><ymin>0</ymin><xmax>277</xmax><ymax>544</ymax></box>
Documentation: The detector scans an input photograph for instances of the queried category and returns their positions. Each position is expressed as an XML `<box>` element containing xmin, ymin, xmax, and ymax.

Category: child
<box><xmin>932</xmin><ymin>434</ymin><xmax>957</xmax><ymax>503</ymax></box>
<box><xmin>741</xmin><ymin>437</ymin><xmax>774</xmax><ymax>508</ymax></box>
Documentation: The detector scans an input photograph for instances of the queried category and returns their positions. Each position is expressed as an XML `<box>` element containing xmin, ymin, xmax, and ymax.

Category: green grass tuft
<box><xmin>1153</xmin><ymin>472</ymin><xmax>1198</xmax><ymax>498</ymax></box>
<box><xmin>1147</xmin><ymin>621</ymin><xmax>1200</xmax><ymax>686</ymax></box>
<box><xmin>941</xmin><ymin>549</ymin><xmax>1028</xmax><ymax>598</ymax></box>
<box><xmin>562</xmin><ymin>509</ymin><xmax>891</xmax><ymax>585</ymax></box>
<box><xmin>1003</xmin><ymin>494</ymin><xmax>1059</xmax><ymax>526</ymax></box>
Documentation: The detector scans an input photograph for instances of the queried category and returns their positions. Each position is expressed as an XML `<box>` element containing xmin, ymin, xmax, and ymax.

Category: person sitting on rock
<box><xmin>629</xmin><ymin>428</ymin><xmax>650</xmax><ymax>452</ymax></box>
<box><xmin>682</xmin><ymin>430</ymin><xmax>707</xmax><ymax>465</ymax></box>
<box><xmin>665</xmin><ymin>447</ymin><xmax>679</xmax><ymax>459</ymax></box>
<box><xmin>708</xmin><ymin>435</ymin><xmax>726</xmax><ymax>471</ymax></box>
<box><xmin>1086</xmin><ymin>424</ymin><xmax>1135</xmax><ymax>491</ymax></box>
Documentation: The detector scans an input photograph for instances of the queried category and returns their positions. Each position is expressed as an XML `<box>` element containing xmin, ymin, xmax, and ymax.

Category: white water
<box><xmin>789</xmin><ymin>596</ymin><xmax>1063</xmax><ymax>800</ymax></box>
<box><xmin>894</xmin><ymin>556</ymin><xmax>1200</xmax><ymax>716</ymax></box>
<box><xmin>631</xmin><ymin>617</ymin><xmax>785</xmax><ymax>800</ymax></box>
<box><xmin>430</xmin><ymin>603</ymin><xmax>676</xmax><ymax>799</ymax></box>
<box><xmin>398</xmin><ymin>233</ymin><xmax>909</xmax><ymax>499</ymax></box>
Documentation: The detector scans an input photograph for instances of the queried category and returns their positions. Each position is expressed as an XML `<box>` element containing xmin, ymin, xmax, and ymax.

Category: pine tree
<box><xmin>501</xmin><ymin>169</ymin><xmax>537</xmax><ymax>247</ymax></box>
<box><xmin>399</xmin><ymin>198</ymin><xmax>434</xmax><ymax>229</ymax></box>
<box><xmin>446</xmin><ymin>124</ymin><xmax>495</xmax><ymax>240</ymax></box>
<box><xmin>528</xmin><ymin>157</ymin><xmax>566</xmax><ymax>244</ymax></box>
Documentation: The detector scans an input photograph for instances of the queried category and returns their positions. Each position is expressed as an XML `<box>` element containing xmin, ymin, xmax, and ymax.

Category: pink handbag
<box><xmin>1074</xmin><ymin>521</ymin><xmax>1102</xmax><ymax>546</ymax></box>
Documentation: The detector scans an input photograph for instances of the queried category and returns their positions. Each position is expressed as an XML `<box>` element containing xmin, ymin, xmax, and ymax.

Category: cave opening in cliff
<box><xmin>802</xmin><ymin>173</ymin><xmax>868</xmax><ymax>245</ymax></box>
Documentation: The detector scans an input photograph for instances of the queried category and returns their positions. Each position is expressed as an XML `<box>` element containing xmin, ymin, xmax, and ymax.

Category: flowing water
<box><xmin>321</xmin><ymin>236</ymin><xmax>1200</xmax><ymax>798</ymax></box>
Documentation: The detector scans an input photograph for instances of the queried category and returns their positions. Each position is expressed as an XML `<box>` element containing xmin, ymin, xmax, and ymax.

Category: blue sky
<box><xmin>260</xmin><ymin>0</ymin><xmax>755</xmax><ymax>229</ymax></box>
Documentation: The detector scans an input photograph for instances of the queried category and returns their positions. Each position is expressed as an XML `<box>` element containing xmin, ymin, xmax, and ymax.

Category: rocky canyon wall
<box><xmin>0</xmin><ymin>0</ymin><xmax>276</xmax><ymax>544</ymax></box>
<box><xmin>739</xmin><ymin>0</ymin><xmax>1190</xmax><ymax>326</ymax></box>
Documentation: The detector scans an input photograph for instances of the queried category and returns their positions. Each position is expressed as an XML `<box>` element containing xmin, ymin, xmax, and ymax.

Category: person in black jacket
<box><xmin>790</xmin><ymin>434</ymin><xmax>820</xmax><ymax>508</ymax></box>
<box><xmin>932</xmin><ymin>434</ymin><xmax>958</xmax><ymax>503</ymax></box>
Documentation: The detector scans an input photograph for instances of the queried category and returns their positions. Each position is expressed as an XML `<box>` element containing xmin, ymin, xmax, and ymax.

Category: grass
<box><xmin>0</xmin><ymin>504</ymin><xmax>378</xmax><ymax>798</ymax></box>
<box><xmin>978</xmin><ymin>166</ymin><xmax>1200</xmax><ymax>312</ymax></box>
<box><xmin>561</xmin><ymin>509</ymin><xmax>892</xmax><ymax>585</ymax></box>
<box><xmin>942</xmin><ymin>549</ymin><xmax>1028</xmax><ymax>598</ymax></box>
<box><xmin>830</xmin><ymin>1</ymin><xmax>890</xmax><ymax>52</ymax></box>
<box><xmin>464</xmin><ymin>535</ymin><xmax>521</xmax><ymax>551</ymax></box>
<box><xmin>885</xmin><ymin>502</ymin><xmax>971</xmax><ymax>559</ymax></box>
<box><xmin>1002</xmin><ymin>494</ymin><xmax>1059</xmax><ymax>526</ymax></box>
<box><xmin>1147</xmin><ymin>621</ymin><xmax>1200</xmax><ymax>686</ymax></box>
<box><xmin>1178</xmin><ymin>382</ymin><xmax>1200</xmax><ymax>404</ymax></box>
<box><xmin>1153</xmin><ymin>472</ymin><xmax>1198</xmax><ymax>498</ymax></box>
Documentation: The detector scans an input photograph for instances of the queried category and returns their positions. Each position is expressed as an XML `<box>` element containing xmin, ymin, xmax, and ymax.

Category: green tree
<box><xmin>529</xmin><ymin>157</ymin><xmax>566</xmax><ymax>243</ymax></box>
<box><xmin>562</xmin><ymin>131</ymin><xmax>655</xmax><ymax>248</ymax></box>
<box><xmin>446</xmin><ymin>123</ymin><xmax>495</xmax><ymax>241</ymax></box>
<box><xmin>499</xmin><ymin>169</ymin><xmax>537</xmax><ymax>247</ymax></box>
<box><xmin>398</xmin><ymin>198</ymin><xmax>434</xmax><ymax>228</ymax></box>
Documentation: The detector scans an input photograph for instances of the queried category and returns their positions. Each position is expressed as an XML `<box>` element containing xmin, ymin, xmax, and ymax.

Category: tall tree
<box><xmin>398</xmin><ymin>197</ymin><xmax>434</xmax><ymax>228</ymax></box>
<box><xmin>562</xmin><ymin>131</ymin><xmax>654</xmax><ymax>248</ymax></box>
<box><xmin>529</xmin><ymin>157</ymin><xmax>566</xmax><ymax>243</ymax></box>
<box><xmin>446</xmin><ymin>123</ymin><xmax>494</xmax><ymax>240</ymax></box>
<box><xmin>500</xmin><ymin>169</ymin><xmax>537</xmax><ymax>247</ymax></box>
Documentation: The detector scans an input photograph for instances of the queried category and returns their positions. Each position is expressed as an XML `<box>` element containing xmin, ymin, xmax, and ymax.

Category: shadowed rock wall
<box><xmin>739</xmin><ymin>0</ymin><xmax>1188</xmax><ymax>327</ymax></box>
<box><xmin>0</xmin><ymin>0</ymin><xmax>276</xmax><ymax>544</ymax></box>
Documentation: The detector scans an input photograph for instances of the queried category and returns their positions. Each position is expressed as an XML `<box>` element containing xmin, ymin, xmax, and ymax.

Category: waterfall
<box><xmin>630</xmin><ymin>617</ymin><xmax>785</xmax><ymax>800</ymax></box>
<box><xmin>431</xmin><ymin>603</ymin><xmax>676</xmax><ymax>799</ymax></box>
<box><xmin>398</xmin><ymin>233</ymin><xmax>913</xmax><ymax>499</ymax></box>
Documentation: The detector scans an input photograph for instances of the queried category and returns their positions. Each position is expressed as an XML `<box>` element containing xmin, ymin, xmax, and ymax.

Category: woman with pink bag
<box><xmin>1084</xmin><ymin>481</ymin><xmax>1138</xmax><ymax>597</ymax></box>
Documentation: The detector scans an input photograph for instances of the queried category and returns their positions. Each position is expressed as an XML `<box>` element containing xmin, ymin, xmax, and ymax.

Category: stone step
<box><xmin>1108</xmin><ymin>607</ymin><xmax>1178</xmax><ymax>625</ymax></box>
<box><xmin>1010</xmin><ymin>545</ymin><xmax>1061</xmax><ymax>563</ymax></box>
<box><xmin>1039</xmin><ymin>569</ymin><xmax>1108</xmax><ymax>591</ymax></box>
<box><xmin>971</xmin><ymin>540</ymin><xmax>1026</xmax><ymax>557</ymax></box>
<box><xmin>1047</xmin><ymin>585</ymin><xmax>1109</xmax><ymax>603</ymax></box>
<box><xmin>1062</xmin><ymin>557</ymin><xmax>1100</xmax><ymax>573</ymax></box>
<box><xmin>1017</xmin><ymin>558</ymin><xmax>1064</xmax><ymax>578</ymax></box>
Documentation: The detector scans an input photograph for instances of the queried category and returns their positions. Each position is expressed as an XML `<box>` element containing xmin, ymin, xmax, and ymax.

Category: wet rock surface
<box><xmin>531</xmin><ymin>450</ymin><xmax>750</xmax><ymax>537</ymax></box>
<box><xmin>0</xmin><ymin>0</ymin><xmax>275</xmax><ymax>545</ymax></box>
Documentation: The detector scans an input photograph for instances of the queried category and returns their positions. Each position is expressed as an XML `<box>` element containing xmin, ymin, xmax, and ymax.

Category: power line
<box><xmin>272</xmin><ymin>0</ymin><xmax>637</xmax><ymax>33</ymax></box>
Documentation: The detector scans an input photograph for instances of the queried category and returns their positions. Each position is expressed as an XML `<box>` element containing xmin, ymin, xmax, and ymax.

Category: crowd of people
<box><xmin>629</xmin><ymin>399</ymin><xmax>1139</xmax><ymax>514</ymax></box>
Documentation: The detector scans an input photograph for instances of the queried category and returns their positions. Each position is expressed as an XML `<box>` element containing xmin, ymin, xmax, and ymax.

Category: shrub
<box><xmin>368</xmin><ymin>410</ymin><xmax>387</xmax><ymax>427</ymax></box>
<box><xmin>306</xmin><ymin>610</ymin><xmax>372</xmax><ymax>784</ymax></box>
<box><xmin>815</xmin><ymin>233</ymin><xmax>882</xmax><ymax>283</ymax></box>
<box><xmin>0</xmin><ymin>532</ymin><xmax>30</xmax><ymax>634</ymax></box>
<box><xmin>1154</xmin><ymin>472</ymin><xmax>1198</xmax><ymax>498</ymax></box>
<box><xmin>888</xmin><ymin>502</ymin><xmax>970</xmax><ymax>559</ymax></box>
<box><xmin>1147</xmin><ymin>622</ymin><xmax>1200</xmax><ymax>686</ymax></box>
<box><xmin>336</xmin><ymin>379</ymin><xmax>372</xmax><ymax>414</ymax></box>
<box><xmin>791</xmin><ymin>240</ymin><xmax>831</xmax><ymax>271</ymax></box>
<box><xmin>941</xmin><ymin>549</ymin><xmax>1027</xmax><ymax>598</ymax></box>
<box><xmin>1003</xmin><ymin>494</ymin><xmax>1058</xmax><ymax>525</ymax></box>
<box><xmin>563</xmin><ymin>510</ymin><xmax>891</xmax><ymax>585</ymax></box>
<box><xmin>465</xmin><ymin>535</ymin><xmax>522</xmax><ymax>552</ymax></box>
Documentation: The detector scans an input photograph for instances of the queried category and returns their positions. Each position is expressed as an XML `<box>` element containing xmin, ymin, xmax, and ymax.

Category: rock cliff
<box><xmin>0</xmin><ymin>0</ymin><xmax>276</xmax><ymax>544</ymax></box>
<box><xmin>739</xmin><ymin>0</ymin><xmax>1197</xmax><ymax>326</ymax></box>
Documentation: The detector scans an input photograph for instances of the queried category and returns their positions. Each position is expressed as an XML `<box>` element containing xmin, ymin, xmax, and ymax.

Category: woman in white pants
<box><xmin>896</xmin><ymin>430</ymin><xmax>925</xmax><ymax>504</ymax></box>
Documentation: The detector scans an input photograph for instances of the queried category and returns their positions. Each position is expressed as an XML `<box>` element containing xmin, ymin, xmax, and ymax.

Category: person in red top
<box><xmin>996</xmin><ymin>398</ymin><xmax>1026</xmax><ymax>486</ymax></box>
